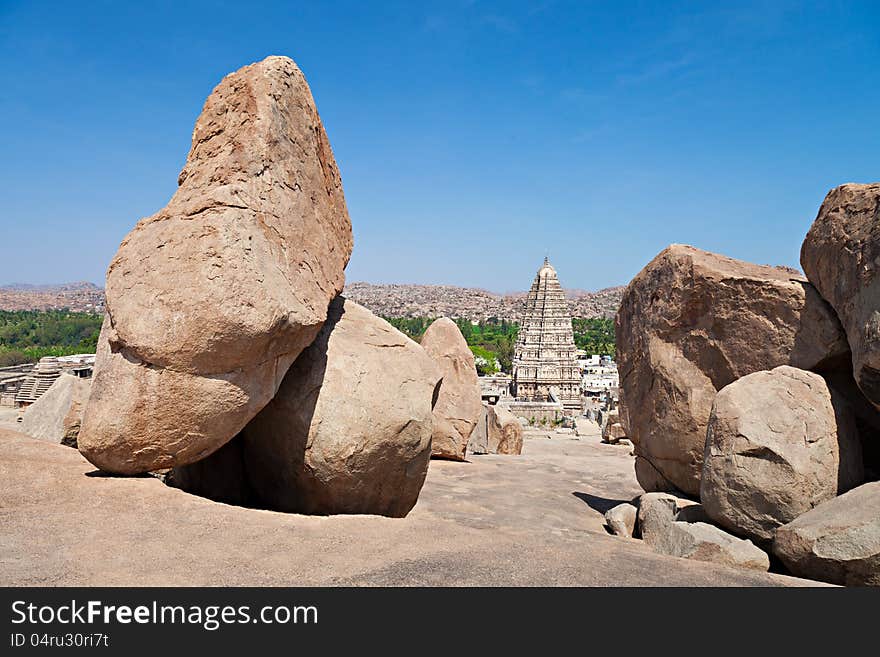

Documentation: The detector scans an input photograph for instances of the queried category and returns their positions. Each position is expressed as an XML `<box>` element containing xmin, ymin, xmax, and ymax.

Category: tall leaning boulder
<box><xmin>176</xmin><ymin>297</ymin><xmax>441</xmax><ymax>517</ymax></box>
<box><xmin>420</xmin><ymin>318</ymin><xmax>482</xmax><ymax>460</ymax></box>
<box><xmin>801</xmin><ymin>183</ymin><xmax>880</xmax><ymax>408</ymax></box>
<box><xmin>79</xmin><ymin>56</ymin><xmax>353</xmax><ymax>474</ymax></box>
<box><xmin>616</xmin><ymin>244</ymin><xmax>848</xmax><ymax>496</ymax></box>
<box><xmin>701</xmin><ymin>366</ymin><xmax>864</xmax><ymax>543</ymax></box>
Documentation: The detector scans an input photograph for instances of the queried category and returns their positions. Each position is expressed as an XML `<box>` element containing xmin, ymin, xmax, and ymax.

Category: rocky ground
<box><xmin>0</xmin><ymin>426</ymin><xmax>822</xmax><ymax>586</ymax></box>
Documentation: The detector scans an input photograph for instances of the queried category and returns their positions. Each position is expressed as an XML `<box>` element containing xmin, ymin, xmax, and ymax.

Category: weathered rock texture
<box><xmin>638</xmin><ymin>493</ymin><xmax>769</xmax><ymax>571</ymax></box>
<box><xmin>616</xmin><ymin>244</ymin><xmax>848</xmax><ymax>496</ymax></box>
<box><xmin>773</xmin><ymin>482</ymin><xmax>880</xmax><ymax>586</ymax></box>
<box><xmin>801</xmin><ymin>183</ymin><xmax>880</xmax><ymax>408</ymax></box>
<box><xmin>174</xmin><ymin>297</ymin><xmax>441</xmax><ymax>517</ymax></box>
<box><xmin>488</xmin><ymin>405</ymin><xmax>524</xmax><ymax>455</ymax></box>
<box><xmin>420</xmin><ymin>318</ymin><xmax>482</xmax><ymax>460</ymax></box>
<box><xmin>702</xmin><ymin>366</ymin><xmax>864</xmax><ymax>543</ymax></box>
<box><xmin>79</xmin><ymin>56</ymin><xmax>353</xmax><ymax>474</ymax></box>
<box><xmin>20</xmin><ymin>374</ymin><xmax>91</xmax><ymax>447</ymax></box>
<box><xmin>605</xmin><ymin>503</ymin><xmax>638</xmax><ymax>538</ymax></box>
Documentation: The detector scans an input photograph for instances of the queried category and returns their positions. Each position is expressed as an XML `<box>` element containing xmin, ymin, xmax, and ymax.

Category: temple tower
<box><xmin>512</xmin><ymin>257</ymin><xmax>581</xmax><ymax>412</ymax></box>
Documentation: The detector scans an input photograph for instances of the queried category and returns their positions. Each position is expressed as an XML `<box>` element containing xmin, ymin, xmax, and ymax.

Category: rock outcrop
<box><xmin>20</xmin><ymin>373</ymin><xmax>91</xmax><ymax>447</ymax></box>
<box><xmin>801</xmin><ymin>183</ymin><xmax>880</xmax><ymax>408</ymax></box>
<box><xmin>174</xmin><ymin>297</ymin><xmax>441</xmax><ymax>517</ymax></box>
<box><xmin>420</xmin><ymin>318</ymin><xmax>482</xmax><ymax>460</ymax></box>
<box><xmin>616</xmin><ymin>244</ymin><xmax>848</xmax><ymax>496</ymax></box>
<box><xmin>488</xmin><ymin>404</ymin><xmax>524</xmax><ymax>455</ymax></box>
<box><xmin>702</xmin><ymin>366</ymin><xmax>864</xmax><ymax>543</ymax></box>
<box><xmin>78</xmin><ymin>56</ymin><xmax>353</xmax><ymax>474</ymax></box>
<box><xmin>773</xmin><ymin>481</ymin><xmax>880</xmax><ymax>586</ymax></box>
<box><xmin>638</xmin><ymin>493</ymin><xmax>769</xmax><ymax>571</ymax></box>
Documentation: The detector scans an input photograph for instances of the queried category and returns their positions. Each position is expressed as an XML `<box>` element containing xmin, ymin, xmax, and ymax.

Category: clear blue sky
<box><xmin>1</xmin><ymin>1</ymin><xmax>878</xmax><ymax>292</ymax></box>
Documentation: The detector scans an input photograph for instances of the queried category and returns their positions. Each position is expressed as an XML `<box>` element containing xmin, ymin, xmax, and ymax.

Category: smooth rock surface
<box><xmin>702</xmin><ymin>366</ymin><xmax>864</xmax><ymax>542</ymax></box>
<box><xmin>79</xmin><ymin>56</ymin><xmax>353</xmax><ymax>474</ymax></box>
<box><xmin>801</xmin><ymin>183</ymin><xmax>880</xmax><ymax>408</ymax></box>
<box><xmin>420</xmin><ymin>318</ymin><xmax>482</xmax><ymax>460</ymax></box>
<box><xmin>773</xmin><ymin>481</ymin><xmax>880</xmax><ymax>586</ymax></box>
<box><xmin>617</xmin><ymin>244</ymin><xmax>848</xmax><ymax>496</ymax></box>
<box><xmin>20</xmin><ymin>373</ymin><xmax>91</xmax><ymax>447</ymax></box>
<box><xmin>0</xmin><ymin>429</ymin><xmax>821</xmax><ymax>586</ymax></box>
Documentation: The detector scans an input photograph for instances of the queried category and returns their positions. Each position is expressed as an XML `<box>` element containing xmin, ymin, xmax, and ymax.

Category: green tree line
<box><xmin>383</xmin><ymin>316</ymin><xmax>615</xmax><ymax>374</ymax></box>
<box><xmin>0</xmin><ymin>310</ymin><xmax>102</xmax><ymax>367</ymax></box>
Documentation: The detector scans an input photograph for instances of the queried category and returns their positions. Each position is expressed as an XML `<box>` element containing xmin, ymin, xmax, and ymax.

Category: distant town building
<box><xmin>511</xmin><ymin>257</ymin><xmax>582</xmax><ymax>413</ymax></box>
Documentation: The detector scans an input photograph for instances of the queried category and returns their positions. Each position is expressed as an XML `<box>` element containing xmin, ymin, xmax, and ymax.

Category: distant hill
<box><xmin>344</xmin><ymin>282</ymin><xmax>624</xmax><ymax>321</ymax></box>
<box><xmin>0</xmin><ymin>282</ymin><xmax>104</xmax><ymax>313</ymax></box>
<box><xmin>0</xmin><ymin>280</ymin><xmax>624</xmax><ymax>320</ymax></box>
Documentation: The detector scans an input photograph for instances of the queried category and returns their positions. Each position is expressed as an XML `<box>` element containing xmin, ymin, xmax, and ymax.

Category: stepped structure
<box><xmin>14</xmin><ymin>357</ymin><xmax>62</xmax><ymax>407</ymax></box>
<box><xmin>512</xmin><ymin>258</ymin><xmax>582</xmax><ymax>413</ymax></box>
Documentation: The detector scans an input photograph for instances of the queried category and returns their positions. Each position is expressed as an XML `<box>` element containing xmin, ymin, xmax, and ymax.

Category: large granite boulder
<box><xmin>79</xmin><ymin>56</ymin><xmax>353</xmax><ymax>474</ymax></box>
<box><xmin>801</xmin><ymin>183</ymin><xmax>880</xmax><ymax>407</ymax></box>
<box><xmin>420</xmin><ymin>318</ymin><xmax>482</xmax><ymax>460</ymax></box>
<box><xmin>616</xmin><ymin>244</ymin><xmax>848</xmax><ymax>496</ymax></box>
<box><xmin>773</xmin><ymin>482</ymin><xmax>880</xmax><ymax>586</ymax></box>
<box><xmin>637</xmin><ymin>493</ymin><xmax>769</xmax><ymax>571</ymax></box>
<box><xmin>488</xmin><ymin>404</ymin><xmax>523</xmax><ymax>455</ymax></box>
<box><xmin>701</xmin><ymin>366</ymin><xmax>864</xmax><ymax>543</ymax></box>
<box><xmin>174</xmin><ymin>297</ymin><xmax>441</xmax><ymax>517</ymax></box>
<box><xmin>21</xmin><ymin>373</ymin><xmax>91</xmax><ymax>448</ymax></box>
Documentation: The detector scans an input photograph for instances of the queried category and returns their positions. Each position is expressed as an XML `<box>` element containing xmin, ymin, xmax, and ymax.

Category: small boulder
<box><xmin>175</xmin><ymin>297</ymin><xmax>441</xmax><ymax>517</ymax></box>
<box><xmin>605</xmin><ymin>503</ymin><xmax>638</xmax><ymax>538</ymax></box>
<box><xmin>702</xmin><ymin>366</ymin><xmax>864</xmax><ymax>543</ymax></box>
<box><xmin>637</xmin><ymin>493</ymin><xmax>769</xmax><ymax>571</ymax></box>
<box><xmin>79</xmin><ymin>56</ymin><xmax>353</xmax><ymax>474</ymax></box>
<box><xmin>773</xmin><ymin>481</ymin><xmax>880</xmax><ymax>586</ymax></box>
<box><xmin>489</xmin><ymin>405</ymin><xmax>523</xmax><ymax>455</ymax></box>
<box><xmin>420</xmin><ymin>318</ymin><xmax>482</xmax><ymax>461</ymax></box>
<box><xmin>801</xmin><ymin>183</ymin><xmax>880</xmax><ymax>408</ymax></box>
<box><xmin>467</xmin><ymin>404</ymin><xmax>490</xmax><ymax>455</ymax></box>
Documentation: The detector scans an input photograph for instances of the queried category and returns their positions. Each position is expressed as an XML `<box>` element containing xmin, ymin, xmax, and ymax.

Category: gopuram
<box><xmin>509</xmin><ymin>257</ymin><xmax>582</xmax><ymax>419</ymax></box>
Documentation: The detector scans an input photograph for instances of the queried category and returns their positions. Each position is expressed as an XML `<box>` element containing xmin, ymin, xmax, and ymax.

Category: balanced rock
<box><xmin>702</xmin><ymin>366</ymin><xmax>864</xmax><ymax>543</ymax></box>
<box><xmin>420</xmin><ymin>318</ymin><xmax>482</xmax><ymax>461</ymax></box>
<box><xmin>79</xmin><ymin>56</ymin><xmax>353</xmax><ymax>474</ymax></box>
<box><xmin>175</xmin><ymin>297</ymin><xmax>441</xmax><ymax>517</ymax></box>
<box><xmin>773</xmin><ymin>481</ymin><xmax>880</xmax><ymax>586</ymax></box>
<box><xmin>21</xmin><ymin>373</ymin><xmax>91</xmax><ymax>448</ymax></box>
<box><xmin>605</xmin><ymin>503</ymin><xmax>638</xmax><ymax>538</ymax></box>
<box><xmin>801</xmin><ymin>183</ymin><xmax>880</xmax><ymax>407</ymax></box>
<box><xmin>488</xmin><ymin>404</ymin><xmax>523</xmax><ymax>455</ymax></box>
<box><xmin>638</xmin><ymin>493</ymin><xmax>769</xmax><ymax>571</ymax></box>
<box><xmin>616</xmin><ymin>244</ymin><xmax>848</xmax><ymax>496</ymax></box>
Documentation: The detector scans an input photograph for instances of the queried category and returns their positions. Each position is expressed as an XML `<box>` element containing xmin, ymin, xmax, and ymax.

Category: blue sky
<box><xmin>1</xmin><ymin>1</ymin><xmax>878</xmax><ymax>292</ymax></box>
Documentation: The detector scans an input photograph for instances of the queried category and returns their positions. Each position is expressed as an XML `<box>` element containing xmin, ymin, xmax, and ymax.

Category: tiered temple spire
<box><xmin>511</xmin><ymin>258</ymin><xmax>581</xmax><ymax>411</ymax></box>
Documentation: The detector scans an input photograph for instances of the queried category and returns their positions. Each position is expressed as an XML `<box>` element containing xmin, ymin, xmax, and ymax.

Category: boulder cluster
<box><xmin>75</xmin><ymin>56</ymin><xmax>484</xmax><ymax>517</ymax></box>
<box><xmin>616</xmin><ymin>183</ymin><xmax>880</xmax><ymax>585</ymax></box>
